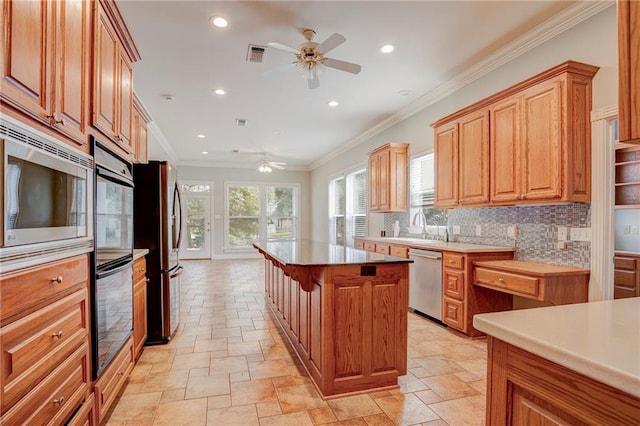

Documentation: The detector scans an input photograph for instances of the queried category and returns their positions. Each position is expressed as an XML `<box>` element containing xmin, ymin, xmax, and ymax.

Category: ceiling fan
<box><xmin>258</xmin><ymin>156</ymin><xmax>286</xmax><ymax>173</ymax></box>
<box><xmin>268</xmin><ymin>28</ymin><xmax>362</xmax><ymax>89</ymax></box>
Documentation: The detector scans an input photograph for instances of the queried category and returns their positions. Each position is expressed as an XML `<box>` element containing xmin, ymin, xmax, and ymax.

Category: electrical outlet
<box><xmin>624</xmin><ymin>225</ymin><xmax>631</xmax><ymax>234</ymax></box>
<box><xmin>476</xmin><ymin>225</ymin><xmax>482</xmax><ymax>236</ymax></box>
<box><xmin>570</xmin><ymin>227</ymin><xmax>592</xmax><ymax>242</ymax></box>
<box><xmin>557</xmin><ymin>226</ymin><xmax>568</xmax><ymax>241</ymax></box>
<box><xmin>557</xmin><ymin>241</ymin><xmax>567</xmax><ymax>250</ymax></box>
<box><xmin>632</xmin><ymin>226</ymin><xmax>640</xmax><ymax>235</ymax></box>
<box><xmin>453</xmin><ymin>225</ymin><xmax>460</xmax><ymax>235</ymax></box>
<box><xmin>507</xmin><ymin>225</ymin><xmax>518</xmax><ymax>238</ymax></box>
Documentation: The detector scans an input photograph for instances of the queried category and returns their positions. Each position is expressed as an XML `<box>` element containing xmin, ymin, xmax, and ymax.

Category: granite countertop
<box><xmin>356</xmin><ymin>236</ymin><xmax>515</xmax><ymax>253</ymax></box>
<box><xmin>474</xmin><ymin>297</ymin><xmax>640</xmax><ymax>398</ymax></box>
<box><xmin>253</xmin><ymin>239</ymin><xmax>413</xmax><ymax>267</ymax></box>
<box><xmin>133</xmin><ymin>248</ymin><xmax>149</xmax><ymax>260</ymax></box>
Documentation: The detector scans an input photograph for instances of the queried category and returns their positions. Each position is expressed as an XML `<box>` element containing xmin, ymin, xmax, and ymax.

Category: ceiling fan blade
<box><xmin>267</xmin><ymin>42</ymin><xmax>299</xmax><ymax>55</ymax></box>
<box><xmin>270</xmin><ymin>161</ymin><xmax>287</xmax><ymax>166</ymax></box>
<box><xmin>324</xmin><ymin>58</ymin><xmax>361</xmax><ymax>74</ymax></box>
<box><xmin>264</xmin><ymin>62</ymin><xmax>295</xmax><ymax>77</ymax></box>
<box><xmin>308</xmin><ymin>75</ymin><xmax>320</xmax><ymax>89</ymax></box>
<box><xmin>271</xmin><ymin>164</ymin><xmax>286</xmax><ymax>170</ymax></box>
<box><xmin>316</xmin><ymin>33</ymin><xmax>345</xmax><ymax>55</ymax></box>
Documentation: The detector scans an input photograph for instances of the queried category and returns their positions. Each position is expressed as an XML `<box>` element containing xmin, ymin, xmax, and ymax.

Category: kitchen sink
<box><xmin>382</xmin><ymin>237</ymin><xmax>445</xmax><ymax>245</ymax></box>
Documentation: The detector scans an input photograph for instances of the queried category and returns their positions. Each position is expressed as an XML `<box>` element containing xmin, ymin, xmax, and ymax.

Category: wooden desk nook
<box><xmin>253</xmin><ymin>240</ymin><xmax>412</xmax><ymax>398</ymax></box>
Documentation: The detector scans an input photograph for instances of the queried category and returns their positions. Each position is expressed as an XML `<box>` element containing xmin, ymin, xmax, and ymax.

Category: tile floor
<box><xmin>104</xmin><ymin>259</ymin><xmax>489</xmax><ymax>426</ymax></box>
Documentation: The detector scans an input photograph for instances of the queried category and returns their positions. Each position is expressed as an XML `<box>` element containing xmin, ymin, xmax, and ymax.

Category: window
<box><xmin>329</xmin><ymin>168</ymin><xmax>367</xmax><ymax>246</ymax></box>
<box><xmin>409</xmin><ymin>153</ymin><xmax>448</xmax><ymax>229</ymax></box>
<box><xmin>225</xmin><ymin>182</ymin><xmax>298</xmax><ymax>250</ymax></box>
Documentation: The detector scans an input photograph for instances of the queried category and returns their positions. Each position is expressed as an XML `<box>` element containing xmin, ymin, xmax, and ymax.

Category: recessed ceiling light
<box><xmin>328</xmin><ymin>100</ymin><xmax>339</xmax><ymax>108</ymax></box>
<box><xmin>162</xmin><ymin>94</ymin><xmax>175</xmax><ymax>101</ymax></box>
<box><xmin>273</xmin><ymin>131</ymin><xmax>281</xmax><ymax>135</ymax></box>
<box><xmin>214</xmin><ymin>89</ymin><xmax>226</xmax><ymax>95</ymax></box>
<box><xmin>210</xmin><ymin>16</ymin><xmax>228</xmax><ymax>28</ymax></box>
<box><xmin>202</xmin><ymin>151</ymin><xmax>209</xmax><ymax>155</ymax></box>
<box><xmin>380</xmin><ymin>44</ymin><xmax>395</xmax><ymax>53</ymax></box>
<box><xmin>398</xmin><ymin>90</ymin><xmax>411</xmax><ymax>96</ymax></box>
<box><xmin>196</xmin><ymin>134</ymin><xmax>206</xmax><ymax>139</ymax></box>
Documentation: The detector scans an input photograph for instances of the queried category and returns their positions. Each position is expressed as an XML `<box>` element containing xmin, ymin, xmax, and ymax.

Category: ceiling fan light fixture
<box><xmin>258</xmin><ymin>163</ymin><xmax>272</xmax><ymax>173</ymax></box>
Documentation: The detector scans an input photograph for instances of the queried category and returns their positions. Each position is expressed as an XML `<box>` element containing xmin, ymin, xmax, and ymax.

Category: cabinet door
<box><xmin>434</xmin><ymin>122</ymin><xmax>459</xmax><ymax>207</ymax></box>
<box><xmin>117</xmin><ymin>50</ymin><xmax>133</xmax><ymax>152</ymax></box>
<box><xmin>618</xmin><ymin>0</ymin><xmax>640</xmax><ymax>143</ymax></box>
<box><xmin>491</xmin><ymin>96</ymin><xmax>521</xmax><ymax>202</ymax></box>
<box><xmin>521</xmin><ymin>80</ymin><xmax>562</xmax><ymax>200</ymax></box>
<box><xmin>0</xmin><ymin>0</ymin><xmax>52</xmax><ymax>120</ymax></box>
<box><xmin>53</xmin><ymin>0</ymin><xmax>90</xmax><ymax>146</ymax></box>
<box><xmin>133</xmin><ymin>103</ymin><xmax>149</xmax><ymax>163</ymax></box>
<box><xmin>93</xmin><ymin>5</ymin><xmax>119</xmax><ymax>139</ymax></box>
<box><xmin>369</xmin><ymin>152</ymin><xmax>380</xmax><ymax>210</ymax></box>
<box><xmin>458</xmin><ymin>110</ymin><xmax>490</xmax><ymax>205</ymax></box>
<box><xmin>133</xmin><ymin>278</ymin><xmax>147</xmax><ymax>358</ymax></box>
<box><xmin>377</xmin><ymin>149</ymin><xmax>390</xmax><ymax>210</ymax></box>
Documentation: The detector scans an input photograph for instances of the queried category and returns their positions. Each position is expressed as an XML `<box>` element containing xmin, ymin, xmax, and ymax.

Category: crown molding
<box><xmin>147</xmin><ymin>121</ymin><xmax>179</xmax><ymax>165</ymax></box>
<box><xmin>310</xmin><ymin>0</ymin><xmax>614</xmax><ymax>171</ymax></box>
<box><xmin>177</xmin><ymin>159</ymin><xmax>310</xmax><ymax>172</ymax></box>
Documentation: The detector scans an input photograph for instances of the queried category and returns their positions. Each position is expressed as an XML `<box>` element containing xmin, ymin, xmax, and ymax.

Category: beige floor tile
<box><xmin>124</xmin><ymin>370</ymin><xmax>189</xmax><ymax>394</ymax></box>
<box><xmin>249</xmin><ymin>359</ymin><xmax>291</xmax><ymax>379</ymax></box>
<box><xmin>127</xmin><ymin>363</ymin><xmax>153</xmax><ymax>384</ymax></box>
<box><xmin>275</xmin><ymin>383</ymin><xmax>328</xmax><ymax>413</ymax></box>
<box><xmin>308</xmin><ymin>406</ymin><xmax>338</xmax><ymax>424</ymax></box>
<box><xmin>185</xmin><ymin>373</ymin><xmax>230</xmax><ymax>399</ymax></box>
<box><xmin>421</xmin><ymin>420</ymin><xmax>450</xmax><ymax>426</ymax></box>
<box><xmin>207</xmin><ymin>404</ymin><xmax>259</xmax><ymax>426</ymax></box>
<box><xmin>468</xmin><ymin>379</ymin><xmax>487</xmax><ymax>394</ymax></box>
<box><xmin>230</xmin><ymin>371</ymin><xmax>251</xmax><ymax>382</ymax></box>
<box><xmin>414</xmin><ymin>356</ymin><xmax>466</xmax><ymax>376</ymax></box>
<box><xmin>421</xmin><ymin>374</ymin><xmax>481</xmax><ymax>401</ymax></box>
<box><xmin>228</xmin><ymin>341</ymin><xmax>263</xmax><ymax>356</ymax></box>
<box><xmin>272</xmin><ymin>375</ymin><xmax>312</xmax><ymax>388</ymax></box>
<box><xmin>160</xmin><ymin>388</ymin><xmax>185</xmax><ymax>403</ymax></box>
<box><xmin>194</xmin><ymin>338</ymin><xmax>228</xmax><ymax>353</ymax></box>
<box><xmin>231</xmin><ymin>378</ymin><xmax>277</xmax><ymax>406</ymax></box>
<box><xmin>106</xmin><ymin>391</ymin><xmax>162</xmax><ymax>422</ymax></box>
<box><xmin>172</xmin><ymin>352</ymin><xmax>211</xmax><ymax>370</ymax></box>
<box><xmin>208</xmin><ymin>394</ymin><xmax>232</xmax><ymax>409</ymax></box>
<box><xmin>414</xmin><ymin>389</ymin><xmax>444</xmax><ymax>405</ymax></box>
<box><xmin>397</xmin><ymin>372</ymin><xmax>430</xmax><ymax>393</ymax></box>
<box><xmin>211</xmin><ymin>327</ymin><xmax>243</xmax><ymax>338</ymax></box>
<box><xmin>374</xmin><ymin>393</ymin><xmax>440</xmax><ymax>425</ymax></box>
<box><xmin>258</xmin><ymin>411</ymin><xmax>314</xmax><ymax>426</ymax></box>
<box><xmin>149</xmin><ymin>362</ymin><xmax>173</xmax><ymax>373</ymax></box>
<box><xmin>136</xmin><ymin>348</ymin><xmax>176</xmax><ymax>365</ymax></box>
<box><xmin>452</xmin><ymin>359</ymin><xmax>487</xmax><ymax>379</ymax></box>
<box><xmin>328</xmin><ymin>419</ymin><xmax>368</xmax><ymax>425</ymax></box>
<box><xmin>429</xmin><ymin>396</ymin><xmax>485</xmax><ymax>425</ymax></box>
<box><xmin>210</xmin><ymin>356</ymin><xmax>248</xmax><ymax>374</ymax></box>
<box><xmin>362</xmin><ymin>413</ymin><xmax>395</xmax><ymax>425</ymax></box>
<box><xmin>327</xmin><ymin>394</ymin><xmax>382</xmax><ymax>420</ymax></box>
<box><xmin>154</xmin><ymin>398</ymin><xmax>208</xmax><ymax>426</ymax></box>
<box><xmin>256</xmin><ymin>401</ymin><xmax>283</xmax><ymax>418</ymax></box>
<box><xmin>242</xmin><ymin>329</ymin><xmax>274</xmax><ymax>341</ymax></box>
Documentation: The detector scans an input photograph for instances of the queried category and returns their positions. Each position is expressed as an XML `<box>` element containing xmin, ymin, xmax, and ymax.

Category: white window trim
<box><xmin>328</xmin><ymin>164</ymin><xmax>367</xmax><ymax>247</ymax></box>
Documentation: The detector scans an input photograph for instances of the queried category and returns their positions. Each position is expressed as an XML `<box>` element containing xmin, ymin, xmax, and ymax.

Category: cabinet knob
<box><xmin>51</xmin><ymin>276</ymin><xmax>63</xmax><ymax>284</ymax></box>
<box><xmin>498</xmin><ymin>278</ymin><xmax>506</xmax><ymax>283</ymax></box>
<box><xmin>118</xmin><ymin>371</ymin><xmax>125</xmax><ymax>376</ymax></box>
<box><xmin>53</xmin><ymin>396</ymin><xmax>65</xmax><ymax>405</ymax></box>
<box><xmin>52</xmin><ymin>330</ymin><xmax>64</xmax><ymax>338</ymax></box>
<box><xmin>448</xmin><ymin>260</ymin><xmax>454</xmax><ymax>264</ymax></box>
<box><xmin>47</xmin><ymin>114</ymin><xmax>64</xmax><ymax>126</ymax></box>
<box><xmin>115</xmin><ymin>135</ymin><xmax>122</xmax><ymax>142</ymax></box>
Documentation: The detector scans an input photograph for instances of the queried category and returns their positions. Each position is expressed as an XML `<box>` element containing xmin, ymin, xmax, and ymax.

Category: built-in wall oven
<box><xmin>92</xmin><ymin>139</ymin><xmax>134</xmax><ymax>378</ymax></box>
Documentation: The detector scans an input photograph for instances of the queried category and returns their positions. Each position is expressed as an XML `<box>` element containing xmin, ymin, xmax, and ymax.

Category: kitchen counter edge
<box><xmin>355</xmin><ymin>236</ymin><xmax>515</xmax><ymax>253</ymax></box>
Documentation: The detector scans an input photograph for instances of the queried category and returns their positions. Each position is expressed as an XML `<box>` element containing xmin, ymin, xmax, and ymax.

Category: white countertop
<box><xmin>133</xmin><ymin>248</ymin><xmax>149</xmax><ymax>260</ymax></box>
<box><xmin>358</xmin><ymin>236</ymin><xmax>515</xmax><ymax>253</ymax></box>
<box><xmin>474</xmin><ymin>297</ymin><xmax>640</xmax><ymax>398</ymax></box>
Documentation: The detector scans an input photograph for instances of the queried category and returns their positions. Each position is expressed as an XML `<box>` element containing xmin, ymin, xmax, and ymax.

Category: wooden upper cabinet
<box><xmin>369</xmin><ymin>142</ymin><xmax>408</xmax><ymax>212</ymax></box>
<box><xmin>92</xmin><ymin>0</ymin><xmax>141</xmax><ymax>157</ymax></box>
<box><xmin>132</xmin><ymin>94</ymin><xmax>151</xmax><ymax>163</ymax></box>
<box><xmin>490</xmin><ymin>96</ymin><xmax>521</xmax><ymax>203</ymax></box>
<box><xmin>458</xmin><ymin>110</ymin><xmax>490</xmax><ymax>205</ymax></box>
<box><xmin>0</xmin><ymin>0</ymin><xmax>90</xmax><ymax>150</ymax></box>
<box><xmin>433</xmin><ymin>61</ymin><xmax>597</xmax><ymax>208</ymax></box>
<box><xmin>618</xmin><ymin>0</ymin><xmax>640</xmax><ymax>144</ymax></box>
<box><xmin>434</xmin><ymin>122</ymin><xmax>459</xmax><ymax>208</ymax></box>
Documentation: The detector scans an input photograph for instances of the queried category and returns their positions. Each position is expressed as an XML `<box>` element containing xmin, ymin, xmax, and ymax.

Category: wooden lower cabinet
<box><xmin>485</xmin><ymin>337</ymin><xmax>640</xmax><ymax>425</ymax></box>
<box><xmin>614</xmin><ymin>253</ymin><xmax>640</xmax><ymax>298</ymax></box>
<box><xmin>93</xmin><ymin>336</ymin><xmax>134</xmax><ymax>423</ymax></box>
<box><xmin>262</xmin><ymin>259</ymin><xmax>408</xmax><ymax>397</ymax></box>
<box><xmin>133</xmin><ymin>255</ymin><xmax>148</xmax><ymax>359</ymax></box>
<box><xmin>67</xmin><ymin>393</ymin><xmax>96</xmax><ymax>426</ymax></box>
<box><xmin>0</xmin><ymin>254</ymin><xmax>91</xmax><ymax>425</ymax></box>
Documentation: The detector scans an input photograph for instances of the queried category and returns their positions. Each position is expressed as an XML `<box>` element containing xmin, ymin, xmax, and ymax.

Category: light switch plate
<box><xmin>557</xmin><ymin>226</ymin><xmax>568</xmax><ymax>241</ymax></box>
<box><xmin>476</xmin><ymin>225</ymin><xmax>482</xmax><ymax>236</ymax></box>
<box><xmin>452</xmin><ymin>225</ymin><xmax>460</xmax><ymax>235</ymax></box>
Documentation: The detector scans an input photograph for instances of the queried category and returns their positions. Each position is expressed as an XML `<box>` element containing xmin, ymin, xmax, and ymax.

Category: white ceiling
<box><xmin>118</xmin><ymin>0</ymin><xmax>603</xmax><ymax>171</ymax></box>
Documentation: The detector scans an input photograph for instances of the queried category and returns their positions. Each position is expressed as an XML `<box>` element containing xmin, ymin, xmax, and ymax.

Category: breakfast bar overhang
<box><xmin>253</xmin><ymin>239</ymin><xmax>413</xmax><ymax>398</ymax></box>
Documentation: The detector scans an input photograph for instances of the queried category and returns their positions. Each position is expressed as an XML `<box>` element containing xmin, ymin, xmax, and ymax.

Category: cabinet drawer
<box><xmin>475</xmin><ymin>267</ymin><xmax>540</xmax><ymax>298</ymax></box>
<box><xmin>443</xmin><ymin>252</ymin><xmax>464</xmax><ymax>270</ymax></box>
<box><xmin>67</xmin><ymin>393</ymin><xmax>96</xmax><ymax>426</ymax></box>
<box><xmin>375</xmin><ymin>243</ymin><xmax>390</xmax><ymax>255</ymax></box>
<box><xmin>390</xmin><ymin>245</ymin><xmax>409</xmax><ymax>259</ymax></box>
<box><xmin>133</xmin><ymin>257</ymin><xmax>147</xmax><ymax>282</ymax></box>
<box><xmin>614</xmin><ymin>256</ymin><xmax>637</xmax><ymax>271</ymax></box>
<box><xmin>444</xmin><ymin>269</ymin><xmax>465</xmax><ymax>300</ymax></box>
<box><xmin>354</xmin><ymin>240</ymin><xmax>365</xmax><ymax>250</ymax></box>
<box><xmin>443</xmin><ymin>297</ymin><xmax>464</xmax><ymax>331</ymax></box>
<box><xmin>1</xmin><ymin>255</ymin><xmax>89</xmax><ymax>322</ymax></box>
<box><xmin>1</xmin><ymin>288</ymin><xmax>89</xmax><ymax>411</ymax></box>
<box><xmin>94</xmin><ymin>337</ymin><xmax>134</xmax><ymax>422</ymax></box>
<box><xmin>364</xmin><ymin>242</ymin><xmax>376</xmax><ymax>252</ymax></box>
<box><xmin>1</xmin><ymin>342</ymin><xmax>90</xmax><ymax>426</ymax></box>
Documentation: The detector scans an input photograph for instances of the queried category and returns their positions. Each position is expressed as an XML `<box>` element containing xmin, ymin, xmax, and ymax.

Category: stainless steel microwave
<box><xmin>1</xmin><ymin>116</ymin><xmax>93</xmax><ymax>248</ymax></box>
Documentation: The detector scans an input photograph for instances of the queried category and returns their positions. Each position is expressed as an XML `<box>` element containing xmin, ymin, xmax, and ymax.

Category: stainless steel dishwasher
<box><xmin>409</xmin><ymin>248</ymin><xmax>443</xmax><ymax>322</ymax></box>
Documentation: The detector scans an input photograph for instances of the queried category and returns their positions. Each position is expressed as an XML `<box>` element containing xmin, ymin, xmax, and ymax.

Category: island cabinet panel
<box><xmin>258</xmin><ymin>246</ymin><xmax>409</xmax><ymax>398</ymax></box>
<box><xmin>486</xmin><ymin>337</ymin><xmax>640</xmax><ymax>425</ymax></box>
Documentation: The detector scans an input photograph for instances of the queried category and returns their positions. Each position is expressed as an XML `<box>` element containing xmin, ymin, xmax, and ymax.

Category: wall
<box><xmin>615</xmin><ymin>209</ymin><xmax>640</xmax><ymax>252</ymax></box>
<box><xmin>310</xmin><ymin>5</ymin><xmax>617</xmax><ymax>267</ymax></box>
<box><xmin>178</xmin><ymin>165</ymin><xmax>311</xmax><ymax>258</ymax></box>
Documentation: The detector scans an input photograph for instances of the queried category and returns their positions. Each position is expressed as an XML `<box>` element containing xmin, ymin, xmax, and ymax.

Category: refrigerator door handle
<box><xmin>172</xmin><ymin>183</ymin><xmax>183</xmax><ymax>250</ymax></box>
<box><xmin>169</xmin><ymin>265</ymin><xmax>184</xmax><ymax>279</ymax></box>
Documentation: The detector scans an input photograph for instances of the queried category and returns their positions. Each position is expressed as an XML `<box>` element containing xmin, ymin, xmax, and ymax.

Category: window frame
<box><xmin>328</xmin><ymin>165</ymin><xmax>367</xmax><ymax>247</ymax></box>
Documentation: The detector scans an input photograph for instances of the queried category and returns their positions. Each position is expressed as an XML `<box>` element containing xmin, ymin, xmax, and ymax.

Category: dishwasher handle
<box><xmin>409</xmin><ymin>249</ymin><xmax>442</xmax><ymax>260</ymax></box>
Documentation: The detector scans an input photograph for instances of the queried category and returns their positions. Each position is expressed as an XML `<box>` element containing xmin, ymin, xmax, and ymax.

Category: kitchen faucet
<box><xmin>411</xmin><ymin>210</ymin><xmax>428</xmax><ymax>238</ymax></box>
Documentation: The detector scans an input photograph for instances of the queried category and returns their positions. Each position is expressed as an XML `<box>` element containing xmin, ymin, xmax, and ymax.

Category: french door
<box><xmin>180</xmin><ymin>183</ymin><xmax>212</xmax><ymax>259</ymax></box>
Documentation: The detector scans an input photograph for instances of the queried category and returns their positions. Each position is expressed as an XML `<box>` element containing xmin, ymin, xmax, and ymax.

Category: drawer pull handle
<box><xmin>118</xmin><ymin>371</ymin><xmax>125</xmax><ymax>377</ymax></box>
<box><xmin>51</xmin><ymin>276</ymin><xmax>63</xmax><ymax>284</ymax></box>
<box><xmin>498</xmin><ymin>278</ymin><xmax>506</xmax><ymax>283</ymax></box>
<box><xmin>53</xmin><ymin>396</ymin><xmax>65</xmax><ymax>405</ymax></box>
<box><xmin>52</xmin><ymin>330</ymin><xmax>64</xmax><ymax>338</ymax></box>
<box><xmin>448</xmin><ymin>260</ymin><xmax>454</xmax><ymax>263</ymax></box>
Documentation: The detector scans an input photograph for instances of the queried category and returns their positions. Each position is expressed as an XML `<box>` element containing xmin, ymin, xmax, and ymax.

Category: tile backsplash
<box><xmin>383</xmin><ymin>204</ymin><xmax>591</xmax><ymax>268</ymax></box>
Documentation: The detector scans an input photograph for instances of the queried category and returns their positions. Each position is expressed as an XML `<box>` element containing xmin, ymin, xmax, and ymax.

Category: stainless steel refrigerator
<box><xmin>133</xmin><ymin>161</ymin><xmax>183</xmax><ymax>344</ymax></box>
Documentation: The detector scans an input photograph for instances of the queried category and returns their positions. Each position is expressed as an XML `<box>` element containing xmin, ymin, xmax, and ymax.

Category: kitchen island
<box><xmin>474</xmin><ymin>298</ymin><xmax>640</xmax><ymax>424</ymax></box>
<box><xmin>253</xmin><ymin>239</ymin><xmax>412</xmax><ymax>398</ymax></box>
